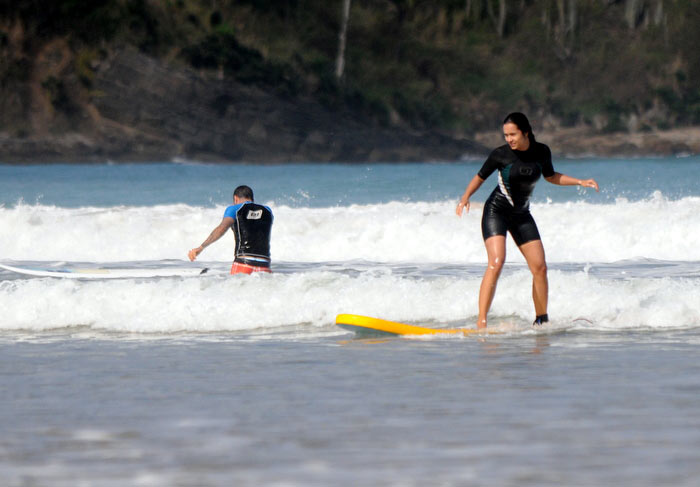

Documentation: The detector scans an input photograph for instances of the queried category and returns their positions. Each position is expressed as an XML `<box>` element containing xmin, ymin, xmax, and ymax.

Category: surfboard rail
<box><xmin>335</xmin><ymin>313</ymin><xmax>497</xmax><ymax>336</ymax></box>
<box><xmin>0</xmin><ymin>262</ymin><xmax>220</xmax><ymax>279</ymax></box>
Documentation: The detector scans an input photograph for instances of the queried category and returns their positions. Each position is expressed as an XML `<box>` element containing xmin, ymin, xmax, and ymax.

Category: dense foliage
<box><xmin>1</xmin><ymin>0</ymin><xmax>699</xmax><ymax>134</ymax></box>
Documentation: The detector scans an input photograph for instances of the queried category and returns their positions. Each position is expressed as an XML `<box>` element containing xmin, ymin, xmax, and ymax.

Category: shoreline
<box><xmin>475</xmin><ymin>126</ymin><xmax>700</xmax><ymax>159</ymax></box>
<box><xmin>2</xmin><ymin>126</ymin><xmax>699</xmax><ymax>165</ymax></box>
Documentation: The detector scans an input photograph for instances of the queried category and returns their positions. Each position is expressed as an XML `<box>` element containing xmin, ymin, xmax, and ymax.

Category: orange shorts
<box><xmin>230</xmin><ymin>262</ymin><xmax>271</xmax><ymax>275</ymax></box>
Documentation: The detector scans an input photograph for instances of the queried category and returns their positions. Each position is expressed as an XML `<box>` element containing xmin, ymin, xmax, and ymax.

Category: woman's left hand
<box><xmin>580</xmin><ymin>179</ymin><xmax>599</xmax><ymax>192</ymax></box>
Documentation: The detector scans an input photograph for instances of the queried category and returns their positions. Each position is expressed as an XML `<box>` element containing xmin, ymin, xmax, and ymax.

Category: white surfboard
<box><xmin>0</xmin><ymin>262</ymin><xmax>224</xmax><ymax>279</ymax></box>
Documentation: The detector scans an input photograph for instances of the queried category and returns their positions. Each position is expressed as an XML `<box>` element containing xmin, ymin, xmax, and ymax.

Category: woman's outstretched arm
<box><xmin>545</xmin><ymin>172</ymin><xmax>599</xmax><ymax>191</ymax></box>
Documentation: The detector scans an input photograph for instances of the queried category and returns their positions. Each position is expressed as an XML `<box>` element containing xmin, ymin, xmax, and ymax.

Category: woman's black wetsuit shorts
<box><xmin>481</xmin><ymin>190</ymin><xmax>541</xmax><ymax>246</ymax></box>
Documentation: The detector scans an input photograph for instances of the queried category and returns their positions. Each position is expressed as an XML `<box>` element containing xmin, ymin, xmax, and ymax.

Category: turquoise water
<box><xmin>2</xmin><ymin>157</ymin><xmax>700</xmax><ymax>486</ymax></box>
<box><xmin>2</xmin><ymin>157</ymin><xmax>699</xmax><ymax>208</ymax></box>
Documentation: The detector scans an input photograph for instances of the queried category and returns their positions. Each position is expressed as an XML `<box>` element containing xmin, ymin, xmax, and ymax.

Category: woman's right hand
<box><xmin>456</xmin><ymin>198</ymin><xmax>470</xmax><ymax>216</ymax></box>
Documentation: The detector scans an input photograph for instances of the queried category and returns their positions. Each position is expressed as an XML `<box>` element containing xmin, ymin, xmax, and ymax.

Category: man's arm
<box><xmin>188</xmin><ymin>217</ymin><xmax>235</xmax><ymax>261</ymax></box>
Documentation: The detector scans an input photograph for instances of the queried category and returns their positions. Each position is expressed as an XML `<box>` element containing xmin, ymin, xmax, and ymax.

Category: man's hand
<box><xmin>188</xmin><ymin>246</ymin><xmax>203</xmax><ymax>262</ymax></box>
<box><xmin>189</xmin><ymin>217</ymin><xmax>234</xmax><ymax>262</ymax></box>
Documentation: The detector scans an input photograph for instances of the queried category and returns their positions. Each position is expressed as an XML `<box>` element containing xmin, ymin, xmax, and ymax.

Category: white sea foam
<box><xmin>0</xmin><ymin>268</ymin><xmax>698</xmax><ymax>333</ymax></box>
<box><xmin>1</xmin><ymin>194</ymin><xmax>700</xmax><ymax>263</ymax></box>
<box><xmin>2</xmin><ymin>194</ymin><xmax>699</xmax><ymax>335</ymax></box>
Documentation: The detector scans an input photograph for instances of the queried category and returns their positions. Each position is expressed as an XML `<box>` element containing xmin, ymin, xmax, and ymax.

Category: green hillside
<box><xmin>1</xmin><ymin>0</ymin><xmax>699</xmax><ymax>158</ymax></box>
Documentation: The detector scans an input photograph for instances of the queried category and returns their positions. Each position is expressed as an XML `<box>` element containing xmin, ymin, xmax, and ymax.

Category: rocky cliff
<box><xmin>0</xmin><ymin>47</ymin><xmax>485</xmax><ymax>163</ymax></box>
<box><xmin>3</xmin><ymin>0</ymin><xmax>700</xmax><ymax>163</ymax></box>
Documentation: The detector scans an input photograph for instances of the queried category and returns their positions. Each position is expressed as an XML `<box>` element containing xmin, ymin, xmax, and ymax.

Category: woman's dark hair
<box><xmin>503</xmin><ymin>112</ymin><xmax>536</xmax><ymax>143</ymax></box>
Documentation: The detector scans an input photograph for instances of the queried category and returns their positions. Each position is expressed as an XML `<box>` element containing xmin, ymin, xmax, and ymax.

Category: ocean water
<box><xmin>1</xmin><ymin>158</ymin><xmax>700</xmax><ymax>486</ymax></box>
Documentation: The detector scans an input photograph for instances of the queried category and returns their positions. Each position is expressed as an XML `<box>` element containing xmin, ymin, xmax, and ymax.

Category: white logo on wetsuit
<box><xmin>246</xmin><ymin>209</ymin><xmax>263</xmax><ymax>219</ymax></box>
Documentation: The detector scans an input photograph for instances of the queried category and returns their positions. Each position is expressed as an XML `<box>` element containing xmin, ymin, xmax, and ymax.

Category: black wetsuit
<box><xmin>224</xmin><ymin>202</ymin><xmax>274</xmax><ymax>267</ymax></box>
<box><xmin>477</xmin><ymin>142</ymin><xmax>555</xmax><ymax>246</ymax></box>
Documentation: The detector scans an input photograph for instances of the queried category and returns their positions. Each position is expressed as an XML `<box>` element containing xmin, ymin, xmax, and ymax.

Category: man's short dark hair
<box><xmin>234</xmin><ymin>185</ymin><xmax>254</xmax><ymax>202</ymax></box>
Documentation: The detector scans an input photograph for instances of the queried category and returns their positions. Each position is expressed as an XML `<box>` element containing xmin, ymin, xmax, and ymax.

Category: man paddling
<box><xmin>188</xmin><ymin>185</ymin><xmax>273</xmax><ymax>274</ymax></box>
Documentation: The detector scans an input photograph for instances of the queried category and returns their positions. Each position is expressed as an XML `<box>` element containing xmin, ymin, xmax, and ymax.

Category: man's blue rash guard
<box><xmin>477</xmin><ymin>142</ymin><xmax>555</xmax><ymax>246</ymax></box>
<box><xmin>223</xmin><ymin>202</ymin><xmax>274</xmax><ymax>265</ymax></box>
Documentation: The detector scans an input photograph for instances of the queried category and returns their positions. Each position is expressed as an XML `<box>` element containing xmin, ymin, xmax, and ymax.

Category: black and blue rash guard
<box><xmin>477</xmin><ymin>142</ymin><xmax>555</xmax><ymax>245</ymax></box>
<box><xmin>223</xmin><ymin>202</ymin><xmax>273</xmax><ymax>266</ymax></box>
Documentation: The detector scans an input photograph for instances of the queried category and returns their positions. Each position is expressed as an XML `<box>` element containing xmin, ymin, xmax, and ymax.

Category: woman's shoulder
<box><xmin>533</xmin><ymin>141</ymin><xmax>552</xmax><ymax>156</ymax></box>
<box><xmin>488</xmin><ymin>144</ymin><xmax>512</xmax><ymax>159</ymax></box>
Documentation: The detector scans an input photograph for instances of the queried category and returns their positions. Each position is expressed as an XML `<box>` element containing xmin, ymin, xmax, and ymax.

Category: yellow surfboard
<box><xmin>335</xmin><ymin>314</ymin><xmax>498</xmax><ymax>337</ymax></box>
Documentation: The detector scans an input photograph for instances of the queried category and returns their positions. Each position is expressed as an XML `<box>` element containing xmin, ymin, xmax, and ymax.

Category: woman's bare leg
<box><xmin>518</xmin><ymin>239</ymin><xmax>548</xmax><ymax>318</ymax></box>
<box><xmin>477</xmin><ymin>235</ymin><xmax>506</xmax><ymax>328</ymax></box>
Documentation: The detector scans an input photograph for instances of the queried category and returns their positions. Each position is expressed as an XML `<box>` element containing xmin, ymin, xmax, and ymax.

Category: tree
<box><xmin>554</xmin><ymin>0</ymin><xmax>576</xmax><ymax>59</ymax></box>
<box><xmin>485</xmin><ymin>0</ymin><xmax>507</xmax><ymax>38</ymax></box>
<box><xmin>335</xmin><ymin>0</ymin><xmax>351</xmax><ymax>80</ymax></box>
<box><xmin>625</xmin><ymin>0</ymin><xmax>665</xmax><ymax>30</ymax></box>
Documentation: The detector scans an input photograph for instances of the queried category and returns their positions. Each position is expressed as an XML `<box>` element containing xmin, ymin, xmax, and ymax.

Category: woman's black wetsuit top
<box><xmin>477</xmin><ymin>142</ymin><xmax>555</xmax><ymax>246</ymax></box>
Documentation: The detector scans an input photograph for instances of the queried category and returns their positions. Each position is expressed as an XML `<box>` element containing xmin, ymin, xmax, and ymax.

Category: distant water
<box><xmin>1</xmin><ymin>157</ymin><xmax>700</xmax><ymax>486</ymax></box>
